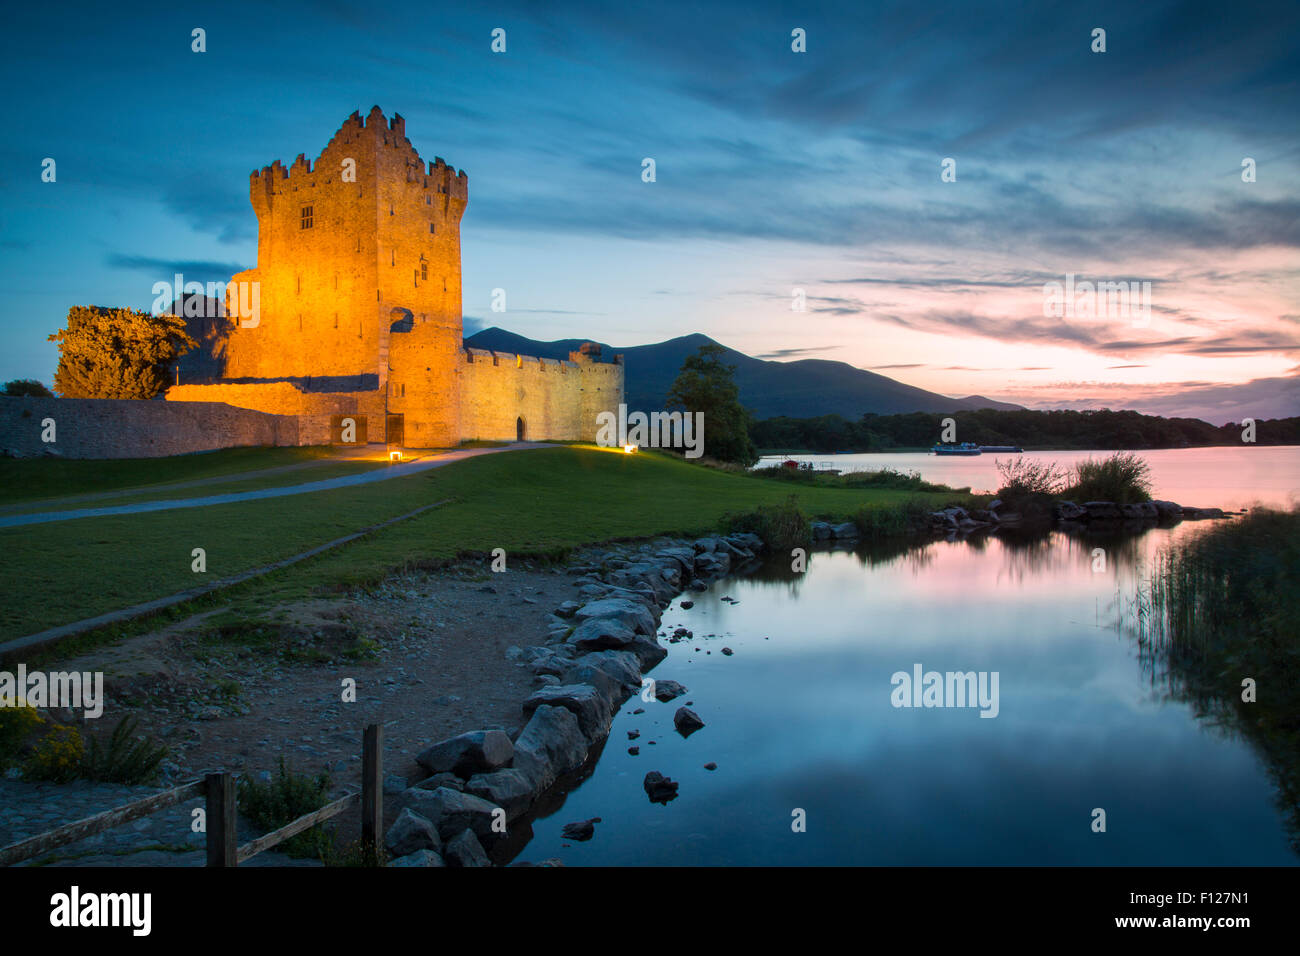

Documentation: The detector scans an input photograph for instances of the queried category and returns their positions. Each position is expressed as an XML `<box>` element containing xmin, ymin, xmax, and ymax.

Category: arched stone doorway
<box><xmin>516</xmin><ymin>417</ymin><xmax>525</xmax><ymax>441</ymax></box>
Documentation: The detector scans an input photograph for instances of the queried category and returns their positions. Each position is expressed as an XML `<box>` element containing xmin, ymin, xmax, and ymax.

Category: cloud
<box><xmin>106</xmin><ymin>254</ymin><xmax>250</xmax><ymax>278</ymax></box>
<box><xmin>756</xmin><ymin>346</ymin><xmax>842</xmax><ymax>359</ymax></box>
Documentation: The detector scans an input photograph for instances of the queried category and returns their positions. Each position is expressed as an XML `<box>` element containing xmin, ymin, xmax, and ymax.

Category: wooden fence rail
<box><xmin>0</xmin><ymin>724</ymin><xmax>383</xmax><ymax>868</ymax></box>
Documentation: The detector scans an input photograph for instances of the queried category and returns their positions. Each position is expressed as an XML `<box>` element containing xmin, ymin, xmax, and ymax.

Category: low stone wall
<box><xmin>0</xmin><ymin>396</ymin><xmax>302</xmax><ymax>460</ymax></box>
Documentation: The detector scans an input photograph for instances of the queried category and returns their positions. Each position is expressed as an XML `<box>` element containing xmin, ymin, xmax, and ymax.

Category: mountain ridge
<box><xmin>464</xmin><ymin>327</ymin><xmax>1022</xmax><ymax>419</ymax></box>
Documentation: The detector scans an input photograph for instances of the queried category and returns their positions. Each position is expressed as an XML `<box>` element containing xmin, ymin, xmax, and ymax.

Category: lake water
<box><xmin>511</xmin><ymin>447</ymin><xmax>1299</xmax><ymax>865</ymax></box>
<box><xmin>757</xmin><ymin>446</ymin><xmax>1300</xmax><ymax>511</ymax></box>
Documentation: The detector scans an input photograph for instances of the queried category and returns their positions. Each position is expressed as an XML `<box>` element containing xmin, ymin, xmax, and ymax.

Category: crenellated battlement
<box><xmin>249</xmin><ymin>107</ymin><xmax>467</xmax><ymax>202</ymax></box>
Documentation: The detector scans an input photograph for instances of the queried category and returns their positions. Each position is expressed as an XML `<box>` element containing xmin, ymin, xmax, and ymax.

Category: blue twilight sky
<box><xmin>1</xmin><ymin>0</ymin><xmax>1296</xmax><ymax>420</ymax></box>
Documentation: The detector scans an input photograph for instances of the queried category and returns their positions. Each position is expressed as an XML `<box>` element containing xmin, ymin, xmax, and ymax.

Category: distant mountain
<box><xmin>463</xmin><ymin>328</ymin><xmax>1023</xmax><ymax>419</ymax></box>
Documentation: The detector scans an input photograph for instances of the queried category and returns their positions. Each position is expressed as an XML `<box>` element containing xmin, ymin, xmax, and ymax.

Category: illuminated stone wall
<box><xmin>157</xmin><ymin>108</ymin><xmax>623</xmax><ymax>450</ymax></box>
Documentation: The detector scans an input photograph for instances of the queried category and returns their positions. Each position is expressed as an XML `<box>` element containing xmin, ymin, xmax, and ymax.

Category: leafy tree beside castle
<box><xmin>48</xmin><ymin>306</ymin><xmax>196</xmax><ymax>399</ymax></box>
<box><xmin>2</xmin><ymin>379</ymin><xmax>53</xmax><ymax>397</ymax></box>
<box><xmin>666</xmin><ymin>343</ymin><xmax>758</xmax><ymax>466</ymax></box>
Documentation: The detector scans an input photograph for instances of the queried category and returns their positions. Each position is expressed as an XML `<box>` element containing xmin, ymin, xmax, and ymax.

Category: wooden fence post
<box><xmin>362</xmin><ymin>724</ymin><xmax>383</xmax><ymax>857</ymax></box>
<box><xmin>205</xmin><ymin>772</ymin><xmax>237</xmax><ymax>867</ymax></box>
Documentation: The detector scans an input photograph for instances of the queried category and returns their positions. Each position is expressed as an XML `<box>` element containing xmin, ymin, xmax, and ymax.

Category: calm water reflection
<box><xmin>757</xmin><ymin>446</ymin><xmax>1300</xmax><ymax>512</ymax></box>
<box><xmin>516</xmin><ymin>523</ymin><xmax>1297</xmax><ymax>865</ymax></box>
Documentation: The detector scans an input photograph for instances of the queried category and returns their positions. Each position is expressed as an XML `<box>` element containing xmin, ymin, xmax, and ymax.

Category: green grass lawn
<box><xmin>0</xmin><ymin>459</ymin><xmax>390</xmax><ymax>515</ymax></box>
<box><xmin>0</xmin><ymin>445</ymin><xmax>974</xmax><ymax>642</ymax></box>
<box><xmin>0</xmin><ymin>446</ymin><xmax>347</xmax><ymax>505</ymax></box>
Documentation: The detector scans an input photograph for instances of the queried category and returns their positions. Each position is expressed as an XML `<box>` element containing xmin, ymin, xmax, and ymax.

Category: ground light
<box><xmin>623</xmin><ymin>444</ymin><xmax>638</xmax><ymax>454</ymax></box>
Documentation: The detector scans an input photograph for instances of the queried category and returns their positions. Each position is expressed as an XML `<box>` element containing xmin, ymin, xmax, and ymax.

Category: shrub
<box><xmin>238</xmin><ymin>758</ymin><xmax>333</xmax><ymax>859</ymax></box>
<box><xmin>1064</xmin><ymin>452</ymin><xmax>1153</xmax><ymax>504</ymax></box>
<box><xmin>994</xmin><ymin>457</ymin><xmax>1067</xmax><ymax>499</ymax></box>
<box><xmin>23</xmin><ymin>725</ymin><xmax>85</xmax><ymax>783</ymax></box>
<box><xmin>722</xmin><ymin>494</ymin><xmax>810</xmax><ymax>551</ymax></box>
<box><xmin>82</xmin><ymin>715</ymin><xmax>168</xmax><ymax>785</ymax></box>
<box><xmin>852</xmin><ymin>498</ymin><xmax>934</xmax><ymax>540</ymax></box>
<box><xmin>0</xmin><ymin>705</ymin><xmax>45</xmax><ymax>772</ymax></box>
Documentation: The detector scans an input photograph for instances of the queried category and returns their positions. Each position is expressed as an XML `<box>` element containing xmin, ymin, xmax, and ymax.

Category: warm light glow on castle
<box><xmin>168</xmin><ymin>106</ymin><xmax>623</xmax><ymax>448</ymax></box>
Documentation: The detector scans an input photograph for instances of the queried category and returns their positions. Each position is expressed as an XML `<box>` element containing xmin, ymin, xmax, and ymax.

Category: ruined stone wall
<box><xmin>0</xmin><ymin>397</ymin><xmax>300</xmax><ymax>460</ymax></box>
<box><xmin>458</xmin><ymin>349</ymin><xmax>624</xmax><ymax>442</ymax></box>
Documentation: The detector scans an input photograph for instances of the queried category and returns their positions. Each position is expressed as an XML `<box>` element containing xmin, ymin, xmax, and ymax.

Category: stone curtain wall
<box><xmin>459</xmin><ymin>350</ymin><xmax>624</xmax><ymax>442</ymax></box>
<box><xmin>0</xmin><ymin>397</ymin><xmax>301</xmax><ymax>459</ymax></box>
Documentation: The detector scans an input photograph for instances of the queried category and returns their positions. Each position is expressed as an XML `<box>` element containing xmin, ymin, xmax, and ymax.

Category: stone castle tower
<box><xmin>170</xmin><ymin>107</ymin><xmax>622</xmax><ymax>448</ymax></box>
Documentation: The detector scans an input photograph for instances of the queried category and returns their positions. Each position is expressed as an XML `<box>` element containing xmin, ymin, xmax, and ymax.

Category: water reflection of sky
<box><xmin>758</xmin><ymin>447</ymin><xmax>1300</xmax><ymax>512</ymax></box>
<box><xmin>516</xmin><ymin>532</ymin><xmax>1297</xmax><ymax>865</ymax></box>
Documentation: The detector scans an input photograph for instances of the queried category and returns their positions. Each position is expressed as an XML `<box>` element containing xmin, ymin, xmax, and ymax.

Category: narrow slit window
<box><xmin>300</xmin><ymin>205</ymin><xmax>313</xmax><ymax>229</ymax></box>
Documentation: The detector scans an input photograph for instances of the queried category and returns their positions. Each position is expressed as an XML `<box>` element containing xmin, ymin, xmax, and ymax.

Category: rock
<box><xmin>810</xmin><ymin>521</ymin><xmax>833</xmax><ymax>541</ymax></box>
<box><xmin>573</xmin><ymin>598</ymin><xmax>657</xmax><ymax>637</ymax></box>
<box><xmin>679</xmin><ymin>600</ymin><xmax>694</xmax><ymax>610</ymax></box>
<box><xmin>1184</xmin><ymin>506</ymin><xmax>1224</xmax><ymax>519</ymax></box>
<box><xmin>567</xmin><ymin>650</ymin><xmax>642</xmax><ymax>691</ymax></box>
<box><xmin>523</xmin><ymin>683</ymin><xmax>614</xmax><ymax>740</ymax></box>
<box><xmin>511</xmin><ymin>704</ymin><xmax>589</xmax><ymax>791</ymax></box>
<box><xmin>694</xmin><ymin>550</ymin><xmax>730</xmax><ymax>577</ymax></box>
<box><xmin>720</xmin><ymin>647</ymin><xmax>734</xmax><ymax>656</ymax></box>
<box><xmin>415</xmin><ymin>772</ymin><xmax>464</xmax><ymax>792</ymax></box>
<box><xmin>398</xmin><ymin>787</ymin><xmax>502</xmax><ymax>842</ymax></box>
<box><xmin>629</xmin><ymin>635</ymin><xmax>668</xmax><ymax>670</ymax></box>
<box><xmin>416</xmin><ymin>729</ymin><xmax>514</xmax><ymax>778</ymax></box>
<box><xmin>1120</xmin><ymin>502</ymin><xmax>1158</xmax><ymax>519</ymax></box>
<box><xmin>704</xmin><ymin>762</ymin><xmax>717</xmax><ymax>771</ymax></box>
<box><xmin>674</xmin><ymin>707</ymin><xmax>705</xmax><ymax>736</ymax></box>
<box><xmin>988</xmin><ymin>499</ymin><xmax>1003</xmax><ymax>512</ymax></box>
<box><xmin>1151</xmin><ymin>500</ymin><xmax>1183</xmax><ymax>519</ymax></box>
<box><xmin>693</xmin><ymin>537</ymin><xmax>718</xmax><ymax>554</ymax></box>
<box><xmin>385</xmin><ymin>807</ymin><xmax>441</xmax><ymax>857</ymax></box>
<box><xmin>382</xmin><ymin>773</ymin><xmax>407</xmax><ymax>795</ymax></box>
<box><xmin>560</xmin><ymin>817</ymin><xmax>600</xmax><ymax>841</ymax></box>
<box><xmin>389</xmin><ymin>849</ymin><xmax>445</xmax><ymax>867</ymax></box>
<box><xmin>1082</xmin><ymin>501</ymin><xmax>1122</xmax><ymax>520</ymax></box>
<box><xmin>1053</xmin><ymin>500</ymin><xmax>1087</xmax><ymax>521</ymax></box>
<box><xmin>444</xmin><ymin>828</ymin><xmax>491</xmax><ymax>867</ymax></box>
<box><xmin>653</xmin><ymin>679</ymin><xmax>688</xmax><ymax>701</ymax></box>
<box><xmin>566</xmin><ymin>616</ymin><xmax>639</xmax><ymax>651</ymax></box>
<box><xmin>643</xmin><ymin>771</ymin><xmax>679</xmax><ymax>803</ymax></box>
<box><xmin>555</xmin><ymin>600</ymin><xmax>582</xmax><ymax>618</ymax></box>
<box><xmin>831</xmin><ymin>522</ymin><xmax>860</xmax><ymax>539</ymax></box>
<box><xmin>463</xmin><ymin>768</ymin><xmax>537</xmax><ymax>820</ymax></box>
<box><xmin>628</xmin><ymin>746</ymin><xmax>639</xmax><ymax>755</ymax></box>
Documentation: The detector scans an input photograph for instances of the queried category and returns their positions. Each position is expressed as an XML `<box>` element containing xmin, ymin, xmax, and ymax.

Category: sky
<box><xmin>1</xmin><ymin>0</ymin><xmax>1296</xmax><ymax>423</ymax></box>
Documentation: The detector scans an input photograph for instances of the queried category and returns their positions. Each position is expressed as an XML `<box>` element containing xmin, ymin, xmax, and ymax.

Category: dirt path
<box><xmin>51</xmin><ymin>560</ymin><xmax>584</xmax><ymax>791</ymax></box>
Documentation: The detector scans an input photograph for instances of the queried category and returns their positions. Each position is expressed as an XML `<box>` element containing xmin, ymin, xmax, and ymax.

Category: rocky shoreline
<box><xmin>807</xmin><ymin>497</ymin><xmax>1236</xmax><ymax>544</ymax></box>
<box><xmin>381</xmin><ymin>531</ymin><xmax>766</xmax><ymax>867</ymax></box>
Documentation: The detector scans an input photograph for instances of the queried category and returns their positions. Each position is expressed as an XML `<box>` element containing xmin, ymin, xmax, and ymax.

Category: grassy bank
<box><xmin>2</xmin><ymin>445</ymin><xmax>976</xmax><ymax>642</ymax></box>
<box><xmin>1140</xmin><ymin>507</ymin><xmax>1300</xmax><ymax>848</ymax></box>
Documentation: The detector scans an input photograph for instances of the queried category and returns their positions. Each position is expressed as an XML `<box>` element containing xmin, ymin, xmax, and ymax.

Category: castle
<box><xmin>167</xmin><ymin>106</ymin><xmax>623</xmax><ymax>447</ymax></box>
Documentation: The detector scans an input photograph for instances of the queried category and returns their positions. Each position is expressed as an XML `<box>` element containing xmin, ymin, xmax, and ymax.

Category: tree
<box><xmin>2</xmin><ymin>379</ymin><xmax>53</xmax><ymax>397</ymax></box>
<box><xmin>48</xmin><ymin>306</ymin><xmax>196</xmax><ymax>399</ymax></box>
<box><xmin>666</xmin><ymin>343</ymin><xmax>758</xmax><ymax>465</ymax></box>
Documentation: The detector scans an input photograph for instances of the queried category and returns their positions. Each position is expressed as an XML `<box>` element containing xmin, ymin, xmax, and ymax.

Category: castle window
<box><xmin>421</xmin><ymin>261</ymin><xmax>428</xmax><ymax>281</ymax></box>
<box><xmin>426</xmin><ymin>195</ymin><xmax>431</xmax><ymax>205</ymax></box>
<box><xmin>333</xmin><ymin>313</ymin><xmax>338</xmax><ymax>329</ymax></box>
<box><xmin>413</xmin><ymin>270</ymin><xmax>418</xmax><ymax>287</ymax></box>
<box><xmin>301</xmin><ymin>206</ymin><xmax>313</xmax><ymax>229</ymax></box>
<box><xmin>401</xmin><ymin>384</ymin><xmax>406</xmax><ymax>397</ymax></box>
<box><xmin>429</xmin><ymin>223</ymin><xmax>436</xmax><ymax>234</ymax></box>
